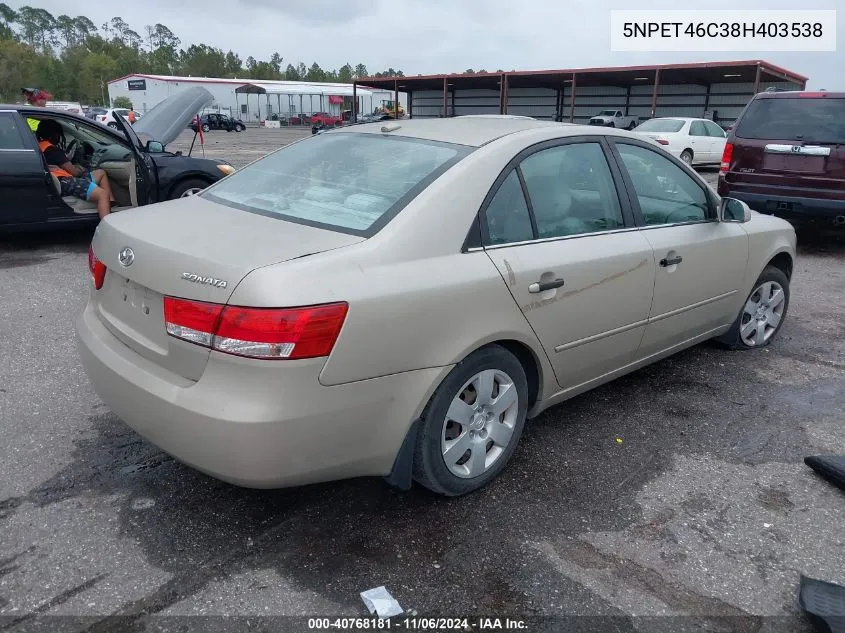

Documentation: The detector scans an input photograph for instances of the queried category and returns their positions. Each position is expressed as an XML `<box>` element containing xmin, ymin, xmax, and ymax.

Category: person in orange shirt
<box><xmin>127</xmin><ymin>110</ymin><xmax>136</xmax><ymax>124</ymax></box>
<box><xmin>36</xmin><ymin>120</ymin><xmax>114</xmax><ymax>219</ymax></box>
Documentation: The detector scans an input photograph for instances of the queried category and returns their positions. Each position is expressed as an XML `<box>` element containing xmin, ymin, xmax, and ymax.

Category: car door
<box><xmin>704</xmin><ymin>120</ymin><xmax>728</xmax><ymax>163</ymax></box>
<box><xmin>480</xmin><ymin>138</ymin><xmax>657</xmax><ymax>390</ymax></box>
<box><xmin>0</xmin><ymin>111</ymin><xmax>50</xmax><ymax>225</ymax></box>
<box><xmin>110</xmin><ymin>114</ymin><xmax>152</xmax><ymax>205</ymax></box>
<box><xmin>609</xmin><ymin>140</ymin><xmax>749</xmax><ymax>359</ymax></box>
<box><xmin>688</xmin><ymin>120</ymin><xmax>712</xmax><ymax>162</ymax></box>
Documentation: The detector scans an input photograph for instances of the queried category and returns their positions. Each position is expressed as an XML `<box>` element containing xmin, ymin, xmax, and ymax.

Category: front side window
<box><xmin>202</xmin><ymin>132</ymin><xmax>471</xmax><ymax>236</ymax></box>
<box><xmin>704</xmin><ymin>121</ymin><xmax>726</xmax><ymax>138</ymax></box>
<box><xmin>616</xmin><ymin>143</ymin><xmax>710</xmax><ymax>226</ymax></box>
<box><xmin>519</xmin><ymin>142</ymin><xmax>625</xmax><ymax>238</ymax></box>
<box><xmin>689</xmin><ymin>121</ymin><xmax>707</xmax><ymax>136</ymax></box>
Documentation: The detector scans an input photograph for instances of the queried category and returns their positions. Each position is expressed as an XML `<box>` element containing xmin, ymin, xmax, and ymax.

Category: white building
<box><xmin>107</xmin><ymin>73</ymin><xmax>406</xmax><ymax>122</ymax></box>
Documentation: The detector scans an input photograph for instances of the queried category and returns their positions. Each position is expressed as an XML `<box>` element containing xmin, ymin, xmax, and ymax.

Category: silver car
<box><xmin>76</xmin><ymin>118</ymin><xmax>796</xmax><ymax>496</ymax></box>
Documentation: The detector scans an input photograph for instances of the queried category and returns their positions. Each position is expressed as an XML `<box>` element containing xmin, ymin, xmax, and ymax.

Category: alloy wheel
<box><xmin>740</xmin><ymin>280</ymin><xmax>786</xmax><ymax>346</ymax></box>
<box><xmin>440</xmin><ymin>369</ymin><xmax>519</xmax><ymax>478</ymax></box>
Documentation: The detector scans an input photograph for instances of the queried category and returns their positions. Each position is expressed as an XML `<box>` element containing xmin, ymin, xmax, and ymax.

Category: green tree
<box><xmin>285</xmin><ymin>63</ymin><xmax>300</xmax><ymax>81</ymax></box>
<box><xmin>305</xmin><ymin>62</ymin><xmax>324</xmax><ymax>82</ymax></box>
<box><xmin>354</xmin><ymin>63</ymin><xmax>368</xmax><ymax>79</ymax></box>
<box><xmin>0</xmin><ymin>38</ymin><xmax>38</xmax><ymax>100</ymax></box>
<box><xmin>113</xmin><ymin>95</ymin><xmax>132</xmax><ymax>108</ymax></box>
<box><xmin>16</xmin><ymin>6</ymin><xmax>57</xmax><ymax>52</ymax></box>
<box><xmin>337</xmin><ymin>63</ymin><xmax>353</xmax><ymax>83</ymax></box>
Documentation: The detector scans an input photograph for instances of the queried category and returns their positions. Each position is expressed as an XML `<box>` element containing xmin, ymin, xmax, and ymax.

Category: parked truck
<box><xmin>588</xmin><ymin>109</ymin><xmax>638</xmax><ymax>129</ymax></box>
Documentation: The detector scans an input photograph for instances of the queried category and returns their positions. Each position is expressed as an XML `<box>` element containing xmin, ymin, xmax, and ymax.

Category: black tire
<box><xmin>236</xmin><ymin>124</ymin><xmax>244</xmax><ymax>132</ymax></box>
<box><xmin>169</xmin><ymin>178</ymin><xmax>210</xmax><ymax>200</ymax></box>
<box><xmin>201</xmin><ymin>124</ymin><xmax>210</xmax><ymax>133</ymax></box>
<box><xmin>715</xmin><ymin>266</ymin><xmax>790</xmax><ymax>350</ymax></box>
<box><xmin>107</xmin><ymin>122</ymin><xmax>118</xmax><ymax>129</ymax></box>
<box><xmin>412</xmin><ymin>345</ymin><xmax>529</xmax><ymax>496</ymax></box>
<box><xmin>680</xmin><ymin>150</ymin><xmax>694</xmax><ymax>165</ymax></box>
<box><xmin>607</xmin><ymin>121</ymin><xmax>615</xmax><ymax>128</ymax></box>
<box><xmin>627</xmin><ymin>121</ymin><xmax>637</xmax><ymax>130</ymax></box>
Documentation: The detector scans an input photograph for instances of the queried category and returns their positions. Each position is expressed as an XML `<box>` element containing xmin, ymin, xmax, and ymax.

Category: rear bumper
<box><xmin>75</xmin><ymin>299</ymin><xmax>449</xmax><ymax>489</ymax></box>
<box><xmin>718</xmin><ymin>180</ymin><xmax>845</xmax><ymax>225</ymax></box>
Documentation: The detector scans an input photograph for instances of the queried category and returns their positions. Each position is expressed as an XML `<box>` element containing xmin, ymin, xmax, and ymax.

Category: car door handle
<box><xmin>528</xmin><ymin>278</ymin><xmax>565</xmax><ymax>293</ymax></box>
<box><xmin>659</xmin><ymin>255</ymin><xmax>683</xmax><ymax>267</ymax></box>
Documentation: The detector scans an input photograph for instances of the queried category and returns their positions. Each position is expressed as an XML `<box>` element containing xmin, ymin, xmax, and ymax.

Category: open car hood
<box><xmin>132</xmin><ymin>86</ymin><xmax>213</xmax><ymax>147</ymax></box>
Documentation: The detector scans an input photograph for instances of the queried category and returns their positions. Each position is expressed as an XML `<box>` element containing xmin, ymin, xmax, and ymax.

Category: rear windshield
<box><xmin>736</xmin><ymin>97</ymin><xmax>845</xmax><ymax>143</ymax></box>
<box><xmin>635</xmin><ymin>119</ymin><xmax>685</xmax><ymax>133</ymax></box>
<box><xmin>202</xmin><ymin>132</ymin><xmax>472</xmax><ymax>236</ymax></box>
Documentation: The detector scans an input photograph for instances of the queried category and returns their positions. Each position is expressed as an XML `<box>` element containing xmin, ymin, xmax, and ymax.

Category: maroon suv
<box><xmin>717</xmin><ymin>91</ymin><xmax>845</xmax><ymax>228</ymax></box>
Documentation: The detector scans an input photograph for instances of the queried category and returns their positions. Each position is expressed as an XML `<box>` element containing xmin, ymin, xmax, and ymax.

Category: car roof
<box><xmin>754</xmin><ymin>90</ymin><xmax>845</xmax><ymax>99</ymax></box>
<box><xmin>328</xmin><ymin>117</ymin><xmax>571</xmax><ymax>147</ymax></box>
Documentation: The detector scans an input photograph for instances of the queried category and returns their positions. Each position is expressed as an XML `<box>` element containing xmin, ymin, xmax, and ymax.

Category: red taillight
<box><xmin>162</xmin><ymin>297</ymin><xmax>348</xmax><ymax>360</ymax></box>
<box><xmin>719</xmin><ymin>143</ymin><xmax>734</xmax><ymax>175</ymax></box>
<box><xmin>87</xmin><ymin>246</ymin><xmax>106</xmax><ymax>290</ymax></box>
<box><xmin>656</xmin><ymin>138</ymin><xmax>669</xmax><ymax>145</ymax></box>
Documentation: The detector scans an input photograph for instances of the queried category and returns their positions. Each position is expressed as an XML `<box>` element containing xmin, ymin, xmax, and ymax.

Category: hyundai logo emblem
<box><xmin>118</xmin><ymin>247</ymin><xmax>135</xmax><ymax>267</ymax></box>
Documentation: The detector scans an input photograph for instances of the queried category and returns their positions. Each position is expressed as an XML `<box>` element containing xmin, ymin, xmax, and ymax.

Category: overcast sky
<box><xmin>11</xmin><ymin>0</ymin><xmax>842</xmax><ymax>88</ymax></box>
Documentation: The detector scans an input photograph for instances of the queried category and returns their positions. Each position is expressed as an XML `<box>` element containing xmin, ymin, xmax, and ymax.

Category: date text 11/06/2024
<box><xmin>307</xmin><ymin>617</ymin><xmax>527</xmax><ymax>630</ymax></box>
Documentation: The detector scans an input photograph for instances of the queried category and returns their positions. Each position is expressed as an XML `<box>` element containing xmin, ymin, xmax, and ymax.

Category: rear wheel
<box><xmin>715</xmin><ymin>266</ymin><xmax>790</xmax><ymax>350</ymax></box>
<box><xmin>107</xmin><ymin>122</ymin><xmax>118</xmax><ymax>129</ymax></box>
<box><xmin>170</xmin><ymin>178</ymin><xmax>209</xmax><ymax>200</ymax></box>
<box><xmin>413</xmin><ymin>345</ymin><xmax>528</xmax><ymax>496</ymax></box>
<box><xmin>627</xmin><ymin>121</ymin><xmax>637</xmax><ymax>130</ymax></box>
<box><xmin>680</xmin><ymin>150</ymin><xmax>694</xmax><ymax>165</ymax></box>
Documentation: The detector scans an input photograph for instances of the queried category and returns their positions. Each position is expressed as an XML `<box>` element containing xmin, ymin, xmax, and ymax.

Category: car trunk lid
<box><xmin>725</xmin><ymin>95</ymin><xmax>845</xmax><ymax>199</ymax></box>
<box><xmin>89</xmin><ymin>196</ymin><xmax>364</xmax><ymax>381</ymax></box>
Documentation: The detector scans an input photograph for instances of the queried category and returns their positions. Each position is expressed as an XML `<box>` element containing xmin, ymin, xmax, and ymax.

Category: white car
<box><xmin>95</xmin><ymin>108</ymin><xmax>141</xmax><ymax>129</ymax></box>
<box><xmin>634</xmin><ymin>117</ymin><xmax>728</xmax><ymax>166</ymax></box>
<box><xmin>46</xmin><ymin>101</ymin><xmax>84</xmax><ymax>116</ymax></box>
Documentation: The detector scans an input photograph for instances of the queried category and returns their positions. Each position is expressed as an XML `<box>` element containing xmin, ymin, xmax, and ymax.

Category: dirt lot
<box><xmin>168</xmin><ymin>126</ymin><xmax>312</xmax><ymax>169</ymax></box>
<box><xmin>0</xmin><ymin>125</ymin><xmax>842</xmax><ymax>632</ymax></box>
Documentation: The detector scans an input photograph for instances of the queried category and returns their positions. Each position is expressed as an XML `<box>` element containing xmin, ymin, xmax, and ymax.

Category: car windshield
<box><xmin>736</xmin><ymin>97</ymin><xmax>845</xmax><ymax>143</ymax></box>
<box><xmin>202</xmin><ymin>132</ymin><xmax>472</xmax><ymax>236</ymax></box>
<box><xmin>636</xmin><ymin>119</ymin><xmax>685</xmax><ymax>133</ymax></box>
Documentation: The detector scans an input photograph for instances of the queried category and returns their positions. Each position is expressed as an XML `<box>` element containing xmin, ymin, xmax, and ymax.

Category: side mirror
<box><xmin>146</xmin><ymin>140</ymin><xmax>164</xmax><ymax>153</ymax></box>
<box><xmin>720</xmin><ymin>197</ymin><xmax>752</xmax><ymax>223</ymax></box>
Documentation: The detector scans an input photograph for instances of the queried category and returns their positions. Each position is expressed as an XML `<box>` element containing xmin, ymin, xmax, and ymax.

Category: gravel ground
<box><xmin>0</xmin><ymin>128</ymin><xmax>843</xmax><ymax>633</ymax></box>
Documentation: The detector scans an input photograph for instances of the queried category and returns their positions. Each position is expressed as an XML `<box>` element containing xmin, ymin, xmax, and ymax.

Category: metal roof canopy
<box><xmin>235</xmin><ymin>83</ymin><xmax>372</xmax><ymax>97</ymax></box>
<box><xmin>356</xmin><ymin>59</ymin><xmax>807</xmax><ymax>91</ymax></box>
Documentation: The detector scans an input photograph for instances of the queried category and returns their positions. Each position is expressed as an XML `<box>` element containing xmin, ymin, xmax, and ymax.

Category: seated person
<box><xmin>35</xmin><ymin>119</ymin><xmax>114</xmax><ymax>219</ymax></box>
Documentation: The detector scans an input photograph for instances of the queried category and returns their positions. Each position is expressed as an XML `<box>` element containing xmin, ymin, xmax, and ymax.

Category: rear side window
<box><xmin>202</xmin><ymin>132</ymin><xmax>472</xmax><ymax>236</ymax></box>
<box><xmin>736</xmin><ymin>97</ymin><xmax>845</xmax><ymax>143</ymax></box>
<box><xmin>0</xmin><ymin>114</ymin><xmax>27</xmax><ymax>150</ymax></box>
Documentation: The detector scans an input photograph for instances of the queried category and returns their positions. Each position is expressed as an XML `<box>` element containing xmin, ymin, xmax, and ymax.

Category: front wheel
<box><xmin>413</xmin><ymin>345</ymin><xmax>528</xmax><ymax>496</ymax></box>
<box><xmin>201</xmin><ymin>124</ymin><xmax>210</xmax><ymax>133</ymax></box>
<box><xmin>170</xmin><ymin>178</ymin><xmax>209</xmax><ymax>200</ymax></box>
<box><xmin>607</xmin><ymin>121</ymin><xmax>615</xmax><ymax>128</ymax></box>
<box><xmin>715</xmin><ymin>266</ymin><xmax>790</xmax><ymax>350</ymax></box>
<box><xmin>236</xmin><ymin>124</ymin><xmax>244</xmax><ymax>132</ymax></box>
